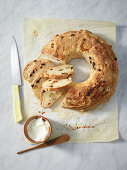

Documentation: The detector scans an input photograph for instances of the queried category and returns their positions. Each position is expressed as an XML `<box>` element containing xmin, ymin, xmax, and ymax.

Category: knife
<box><xmin>11</xmin><ymin>36</ymin><xmax>23</xmax><ymax>123</ymax></box>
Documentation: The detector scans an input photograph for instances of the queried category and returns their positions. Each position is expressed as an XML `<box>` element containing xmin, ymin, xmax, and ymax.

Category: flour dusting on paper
<box><xmin>23</xmin><ymin>18</ymin><xmax>118</xmax><ymax>142</ymax></box>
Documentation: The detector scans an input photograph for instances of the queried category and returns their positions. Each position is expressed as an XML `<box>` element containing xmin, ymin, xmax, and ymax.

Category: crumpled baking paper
<box><xmin>23</xmin><ymin>18</ymin><xmax>118</xmax><ymax>142</ymax></box>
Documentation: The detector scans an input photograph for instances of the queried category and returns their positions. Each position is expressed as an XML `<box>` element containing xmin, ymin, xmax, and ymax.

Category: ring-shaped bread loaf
<box><xmin>42</xmin><ymin>30</ymin><xmax>118</xmax><ymax>111</ymax></box>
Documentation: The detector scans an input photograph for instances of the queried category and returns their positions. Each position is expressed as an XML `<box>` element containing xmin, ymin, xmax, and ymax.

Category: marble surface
<box><xmin>0</xmin><ymin>0</ymin><xmax>127</xmax><ymax>170</ymax></box>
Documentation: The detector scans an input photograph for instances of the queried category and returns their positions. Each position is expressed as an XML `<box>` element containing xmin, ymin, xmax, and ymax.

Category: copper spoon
<box><xmin>17</xmin><ymin>134</ymin><xmax>70</xmax><ymax>154</ymax></box>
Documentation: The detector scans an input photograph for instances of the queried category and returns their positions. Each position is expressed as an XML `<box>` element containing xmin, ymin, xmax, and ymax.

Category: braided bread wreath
<box><xmin>41</xmin><ymin>30</ymin><xmax>118</xmax><ymax>111</ymax></box>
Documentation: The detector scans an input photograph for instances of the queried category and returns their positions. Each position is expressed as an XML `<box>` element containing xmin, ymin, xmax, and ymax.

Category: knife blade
<box><xmin>11</xmin><ymin>36</ymin><xmax>23</xmax><ymax>123</ymax></box>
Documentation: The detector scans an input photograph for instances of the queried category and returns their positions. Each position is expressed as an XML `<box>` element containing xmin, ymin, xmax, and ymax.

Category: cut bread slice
<box><xmin>23</xmin><ymin>59</ymin><xmax>41</xmax><ymax>81</ymax></box>
<box><xmin>40</xmin><ymin>88</ymin><xmax>63</xmax><ymax>108</ymax></box>
<box><xmin>44</xmin><ymin>64</ymin><xmax>74</xmax><ymax>79</ymax></box>
<box><xmin>27</xmin><ymin>60</ymin><xmax>54</xmax><ymax>83</ymax></box>
<box><xmin>42</xmin><ymin>77</ymin><xmax>72</xmax><ymax>91</ymax></box>
<box><xmin>31</xmin><ymin>74</ymin><xmax>47</xmax><ymax>99</ymax></box>
<box><xmin>37</xmin><ymin>53</ymin><xmax>65</xmax><ymax>65</ymax></box>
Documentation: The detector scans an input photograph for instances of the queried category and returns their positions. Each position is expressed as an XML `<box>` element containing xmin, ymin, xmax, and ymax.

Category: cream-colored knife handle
<box><xmin>12</xmin><ymin>85</ymin><xmax>23</xmax><ymax>123</ymax></box>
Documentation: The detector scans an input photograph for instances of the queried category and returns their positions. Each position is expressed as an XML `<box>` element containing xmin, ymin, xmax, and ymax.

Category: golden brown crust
<box><xmin>42</xmin><ymin>30</ymin><xmax>118</xmax><ymax>111</ymax></box>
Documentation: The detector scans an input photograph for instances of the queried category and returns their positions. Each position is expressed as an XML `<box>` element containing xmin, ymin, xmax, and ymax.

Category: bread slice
<box><xmin>42</xmin><ymin>77</ymin><xmax>72</xmax><ymax>91</ymax></box>
<box><xmin>27</xmin><ymin>60</ymin><xmax>54</xmax><ymax>83</ymax></box>
<box><xmin>37</xmin><ymin>53</ymin><xmax>65</xmax><ymax>65</ymax></box>
<box><xmin>31</xmin><ymin>74</ymin><xmax>47</xmax><ymax>99</ymax></box>
<box><xmin>40</xmin><ymin>88</ymin><xmax>63</xmax><ymax>108</ymax></box>
<box><xmin>44</xmin><ymin>64</ymin><xmax>74</xmax><ymax>79</ymax></box>
<box><xmin>23</xmin><ymin>59</ymin><xmax>41</xmax><ymax>81</ymax></box>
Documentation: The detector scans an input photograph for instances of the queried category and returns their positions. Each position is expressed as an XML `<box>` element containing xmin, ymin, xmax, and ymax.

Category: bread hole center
<box><xmin>69</xmin><ymin>58</ymin><xmax>91</xmax><ymax>82</ymax></box>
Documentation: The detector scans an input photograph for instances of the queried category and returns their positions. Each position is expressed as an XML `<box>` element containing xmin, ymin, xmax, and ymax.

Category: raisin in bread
<box><xmin>42</xmin><ymin>77</ymin><xmax>72</xmax><ymax>91</ymax></box>
<box><xmin>27</xmin><ymin>60</ymin><xmax>54</xmax><ymax>83</ymax></box>
<box><xmin>40</xmin><ymin>88</ymin><xmax>63</xmax><ymax>108</ymax></box>
<box><xmin>44</xmin><ymin>64</ymin><xmax>74</xmax><ymax>79</ymax></box>
<box><xmin>31</xmin><ymin>74</ymin><xmax>47</xmax><ymax>99</ymax></box>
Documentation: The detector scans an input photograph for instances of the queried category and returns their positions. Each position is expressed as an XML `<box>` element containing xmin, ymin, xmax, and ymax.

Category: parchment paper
<box><xmin>24</xmin><ymin>18</ymin><xmax>118</xmax><ymax>142</ymax></box>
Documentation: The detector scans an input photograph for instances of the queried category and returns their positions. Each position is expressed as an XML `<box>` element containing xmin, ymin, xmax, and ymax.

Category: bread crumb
<box><xmin>33</xmin><ymin>30</ymin><xmax>38</xmax><ymax>37</ymax></box>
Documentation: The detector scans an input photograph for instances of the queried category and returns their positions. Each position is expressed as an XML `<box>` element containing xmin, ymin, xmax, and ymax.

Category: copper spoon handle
<box><xmin>17</xmin><ymin>134</ymin><xmax>70</xmax><ymax>154</ymax></box>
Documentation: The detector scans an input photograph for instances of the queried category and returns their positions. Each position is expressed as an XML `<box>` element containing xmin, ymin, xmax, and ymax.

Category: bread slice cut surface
<box><xmin>44</xmin><ymin>64</ymin><xmax>74</xmax><ymax>79</ymax></box>
<box><xmin>23</xmin><ymin>59</ymin><xmax>41</xmax><ymax>81</ymax></box>
<box><xmin>31</xmin><ymin>75</ymin><xmax>47</xmax><ymax>99</ymax></box>
<box><xmin>27</xmin><ymin>60</ymin><xmax>54</xmax><ymax>83</ymax></box>
<box><xmin>42</xmin><ymin>77</ymin><xmax>72</xmax><ymax>91</ymax></box>
<box><xmin>40</xmin><ymin>88</ymin><xmax>63</xmax><ymax>108</ymax></box>
<box><xmin>37</xmin><ymin>53</ymin><xmax>65</xmax><ymax>65</ymax></box>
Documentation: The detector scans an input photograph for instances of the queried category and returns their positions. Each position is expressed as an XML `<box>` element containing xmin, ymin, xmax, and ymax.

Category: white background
<box><xmin>0</xmin><ymin>0</ymin><xmax>127</xmax><ymax>170</ymax></box>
